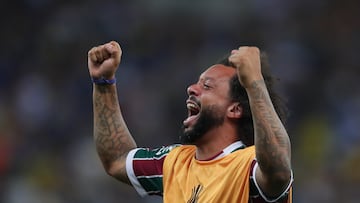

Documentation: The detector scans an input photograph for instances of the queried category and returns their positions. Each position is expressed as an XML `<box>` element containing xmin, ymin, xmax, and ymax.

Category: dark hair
<box><xmin>217</xmin><ymin>52</ymin><xmax>289</xmax><ymax>146</ymax></box>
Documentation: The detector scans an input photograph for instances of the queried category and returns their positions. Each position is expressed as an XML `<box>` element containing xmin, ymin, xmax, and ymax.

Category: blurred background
<box><xmin>1</xmin><ymin>0</ymin><xmax>359</xmax><ymax>202</ymax></box>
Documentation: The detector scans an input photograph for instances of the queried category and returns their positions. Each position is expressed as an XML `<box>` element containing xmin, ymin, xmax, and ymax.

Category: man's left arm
<box><xmin>229</xmin><ymin>47</ymin><xmax>292</xmax><ymax>197</ymax></box>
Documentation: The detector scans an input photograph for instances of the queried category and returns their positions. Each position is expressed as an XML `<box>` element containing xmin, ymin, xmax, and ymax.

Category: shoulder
<box><xmin>164</xmin><ymin>145</ymin><xmax>196</xmax><ymax>162</ymax></box>
<box><xmin>168</xmin><ymin>144</ymin><xmax>196</xmax><ymax>154</ymax></box>
<box><xmin>130</xmin><ymin>144</ymin><xmax>181</xmax><ymax>160</ymax></box>
<box><xmin>163</xmin><ymin>145</ymin><xmax>196</xmax><ymax>170</ymax></box>
<box><xmin>230</xmin><ymin>145</ymin><xmax>256</xmax><ymax>160</ymax></box>
<box><xmin>125</xmin><ymin>144</ymin><xmax>182</xmax><ymax>196</ymax></box>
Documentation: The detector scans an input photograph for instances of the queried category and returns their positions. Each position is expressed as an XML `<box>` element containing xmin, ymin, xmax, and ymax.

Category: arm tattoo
<box><xmin>247</xmin><ymin>80</ymin><xmax>291</xmax><ymax>179</ymax></box>
<box><xmin>93</xmin><ymin>85</ymin><xmax>136</xmax><ymax>179</ymax></box>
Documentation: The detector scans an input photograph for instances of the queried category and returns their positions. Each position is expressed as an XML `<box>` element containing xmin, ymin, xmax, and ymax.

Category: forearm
<box><xmin>246</xmin><ymin>80</ymin><xmax>291</xmax><ymax>183</ymax></box>
<box><xmin>93</xmin><ymin>84</ymin><xmax>137</xmax><ymax>179</ymax></box>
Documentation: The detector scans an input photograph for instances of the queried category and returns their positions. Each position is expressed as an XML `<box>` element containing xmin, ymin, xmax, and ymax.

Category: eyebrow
<box><xmin>200</xmin><ymin>77</ymin><xmax>215</xmax><ymax>82</ymax></box>
<box><xmin>199</xmin><ymin>76</ymin><xmax>229</xmax><ymax>84</ymax></box>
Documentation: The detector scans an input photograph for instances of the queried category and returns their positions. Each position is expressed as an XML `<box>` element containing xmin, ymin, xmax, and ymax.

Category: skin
<box><xmin>88</xmin><ymin>42</ymin><xmax>292</xmax><ymax>196</ymax></box>
<box><xmin>185</xmin><ymin>65</ymin><xmax>243</xmax><ymax>159</ymax></box>
<box><xmin>88</xmin><ymin>41</ymin><xmax>136</xmax><ymax>185</ymax></box>
<box><xmin>229</xmin><ymin>47</ymin><xmax>291</xmax><ymax>196</ymax></box>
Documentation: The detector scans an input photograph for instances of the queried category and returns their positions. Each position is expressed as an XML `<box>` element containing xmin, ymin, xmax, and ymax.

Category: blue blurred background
<box><xmin>1</xmin><ymin>0</ymin><xmax>359</xmax><ymax>202</ymax></box>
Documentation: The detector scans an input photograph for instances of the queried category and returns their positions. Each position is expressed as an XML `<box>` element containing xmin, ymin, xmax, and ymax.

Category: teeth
<box><xmin>187</xmin><ymin>103</ymin><xmax>197</xmax><ymax>109</ymax></box>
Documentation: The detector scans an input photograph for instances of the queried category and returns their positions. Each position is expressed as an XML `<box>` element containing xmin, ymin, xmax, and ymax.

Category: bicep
<box><xmin>252</xmin><ymin>160</ymin><xmax>293</xmax><ymax>202</ymax></box>
<box><xmin>106</xmin><ymin>153</ymin><xmax>132</xmax><ymax>185</ymax></box>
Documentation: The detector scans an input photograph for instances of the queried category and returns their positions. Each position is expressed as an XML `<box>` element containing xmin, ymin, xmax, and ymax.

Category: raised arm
<box><xmin>88</xmin><ymin>41</ymin><xmax>137</xmax><ymax>184</ymax></box>
<box><xmin>229</xmin><ymin>47</ymin><xmax>292</xmax><ymax>197</ymax></box>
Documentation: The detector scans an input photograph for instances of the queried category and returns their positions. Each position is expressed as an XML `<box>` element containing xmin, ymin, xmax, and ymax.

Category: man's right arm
<box><xmin>88</xmin><ymin>41</ymin><xmax>137</xmax><ymax>184</ymax></box>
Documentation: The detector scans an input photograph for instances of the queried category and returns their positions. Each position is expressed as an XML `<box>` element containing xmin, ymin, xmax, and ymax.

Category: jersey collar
<box><xmin>200</xmin><ymin>141</ymin><xmax>246</xmax><ymax>161</ymax></box>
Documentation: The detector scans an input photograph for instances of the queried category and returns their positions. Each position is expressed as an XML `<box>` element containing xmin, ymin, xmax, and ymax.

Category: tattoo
<box><xmin>93</xmin><ymin>85</ymin><xmax>136</xmax><ymax>181</ymax></box>
<box><xmin>247</xmin><ymin>80</ymin><xmax>291</xmax><ymax>178</ymax></box>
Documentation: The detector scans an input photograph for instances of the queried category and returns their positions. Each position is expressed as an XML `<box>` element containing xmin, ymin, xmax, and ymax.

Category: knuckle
<box><xmin>251</xmin><ymin>47</ymin><xmax>260</xmax><ymax>53</ymax></box>
<box><xmin>88</xmin><ymin>47</ymin><xmax>96</xmax><ymax>55</ymax></box>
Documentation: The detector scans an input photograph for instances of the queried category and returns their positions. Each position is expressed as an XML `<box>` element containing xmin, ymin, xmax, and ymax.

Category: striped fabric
<box><xmin>126</xmin><ymin>143</ymin><xmax>293</xmax><ymax>202</ymax></box>
<box><xmin>126</xmin><ymin>144</ymin><xmax>180</xmax><ymax>196</ymax></box>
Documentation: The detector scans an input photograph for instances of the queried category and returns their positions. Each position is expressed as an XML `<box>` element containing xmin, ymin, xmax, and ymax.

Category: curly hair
<box><xmin>217</xmin><ymin>52</ymin><xmax>289</xmax><ymax>146</ymax></box>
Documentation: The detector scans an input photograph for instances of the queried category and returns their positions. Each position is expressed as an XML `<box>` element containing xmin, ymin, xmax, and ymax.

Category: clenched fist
<box><xmin>228</xmin><ymin>46</ymin><xmax>263</xmax><ymax>88</ymax></box>
<box><xmin>88</xmin><ymin>41</ymin><xmax>122</xmax><ymax>80</ymax></box>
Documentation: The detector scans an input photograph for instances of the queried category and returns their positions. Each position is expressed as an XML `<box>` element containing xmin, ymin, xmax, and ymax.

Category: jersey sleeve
<box><xmin>249</xmin><ymin>160</ymin><xmax>294</xmax><ymax>203</ymax></box>
<box><xmin>125</xmin><ymin>144</ymin><xmax>180</xmax><ymax>197</ymax></box>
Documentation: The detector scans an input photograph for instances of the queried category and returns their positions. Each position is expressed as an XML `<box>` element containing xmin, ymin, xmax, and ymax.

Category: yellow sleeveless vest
<box><xmin>163</xmin><ymin>145</ymin><xmax>256</xmax><ymax>203</ymax></box>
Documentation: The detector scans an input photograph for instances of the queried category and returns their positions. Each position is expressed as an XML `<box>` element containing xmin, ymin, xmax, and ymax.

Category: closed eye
<box><xmin>197</xmin><ymin>78</ymin><xmax>214</xmax><ymax>90</ymax></box>
<box><xmin>203</xmin><ymin>80</ymin><xmax>213</xmax><ymax>90</ymax></box>
<box><xmin>203</xmin><ymin>83</ymin><xmax>211</xmax><ymax>89</ymax></box>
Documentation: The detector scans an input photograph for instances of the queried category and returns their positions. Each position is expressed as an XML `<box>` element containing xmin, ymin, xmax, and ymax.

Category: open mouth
<box><xmin>183</xmin><ymin>99</ymin><xmax>201</xmax><ymax>128</ymax></box>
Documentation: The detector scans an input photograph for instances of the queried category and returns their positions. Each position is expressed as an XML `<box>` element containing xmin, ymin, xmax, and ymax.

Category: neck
<box><xmin>194</xmin><ymin>125</ymin><xmax>239</xmax><ymax>160</ymax></box>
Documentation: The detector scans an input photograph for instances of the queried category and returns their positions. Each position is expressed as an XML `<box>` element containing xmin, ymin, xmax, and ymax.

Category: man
<box><xmin>87</xmin><ymin>41</ymin><xmax>293</xmax><ymax>202</ymax></box>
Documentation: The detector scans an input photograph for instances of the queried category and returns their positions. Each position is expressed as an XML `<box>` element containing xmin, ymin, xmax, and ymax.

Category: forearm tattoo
<box><xmin>93</xmin><ymin>85</ymin><xmax>135</xmax><ymax>167</ymax></box>
<box><xmin>247</xmin><ymin>80</ymin><xmax>291</xmax><ymax>177</ymax></box>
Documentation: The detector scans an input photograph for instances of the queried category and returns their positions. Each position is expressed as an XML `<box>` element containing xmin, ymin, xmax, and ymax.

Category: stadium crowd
<box><xmin>0</xmin><ymin>0</ymin><xmax>359</xmax><ymax>202</ymax></box>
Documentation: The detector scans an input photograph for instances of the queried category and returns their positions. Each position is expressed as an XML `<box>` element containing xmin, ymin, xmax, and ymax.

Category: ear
<box><xmin>227</xmin><ymin>102</ymin><xmax>242</xmax><ymax>118</ymax></box>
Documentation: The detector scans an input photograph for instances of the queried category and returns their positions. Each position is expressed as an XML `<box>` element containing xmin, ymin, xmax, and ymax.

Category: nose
<box><xmin>187</xmin><ymin>83</ymin><xmax>200</xmax><ymax>96</ymax></box>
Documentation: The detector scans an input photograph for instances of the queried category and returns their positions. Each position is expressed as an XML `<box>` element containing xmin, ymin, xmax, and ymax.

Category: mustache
<box><xmin>188</xmin><ymin>95</ymin><xmax>201</xmax><ymax>106</ymax></box>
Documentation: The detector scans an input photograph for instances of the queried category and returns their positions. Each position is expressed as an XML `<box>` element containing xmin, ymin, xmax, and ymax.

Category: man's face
<box><xmin>180</xmin><ymin>65</ymin><xmax>236</xmax><ymax>144</ymax></box>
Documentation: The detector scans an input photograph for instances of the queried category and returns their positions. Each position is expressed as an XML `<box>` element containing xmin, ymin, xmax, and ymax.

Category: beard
<box><xmin>180</xmin><ymin>105</ymin><xmax>225</xmax><ymax>144</ymax></box>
